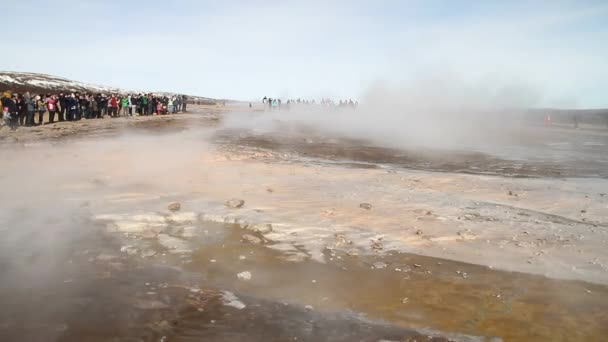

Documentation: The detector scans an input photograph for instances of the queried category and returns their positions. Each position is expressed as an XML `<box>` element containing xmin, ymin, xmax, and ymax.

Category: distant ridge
<box><xmin>0</xmin><ymin>71</ymin><xmax>222</xmax><ymax>104</ymax></box>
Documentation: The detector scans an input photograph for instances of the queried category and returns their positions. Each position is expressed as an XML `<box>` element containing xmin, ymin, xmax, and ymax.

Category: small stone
<box><xmin>304</xmin><ymin>305</ymin><xmax>314</xmax><ymax>310</ymax></box>
<box><xmin>120</xmin><ymin>245</ymin><xmax>139</xmax><ymax>256</ymax></box>
<box><xmin>581</xmin><ymin>210</ymin><xmax>587</xmax><ymax>214</ymax></box>
<box><xmin>360</xmin><ymin>203</ymin><xmax>373</xmax><ymax>210</ymax></box>
<box><xmin>210</xmin><ymin>259</ymin><xmax>217</xmax><ymax>263</ymax></box>
<box><xmin>413</xmin><ymin>264</ymin><xmax>422</xmax><ymax>268</ymax></box>
<box><xmin>508</xmin><ymin>191</ymin><xmax>513</xmax><ymax>196</ymax></box>
<box><xmin>226</xmin><ymin>199</ymin><xmax>245</xmax><ymax>209</ymax></box>
<box><xmin>242</xmin><ymin>234</ymin><xmax>263</xmax><ymax>244</ymax></box>
<box><xmin>415</xmin><ymin>229</ymin><xmax>423</xmax><ymax>236</ymax></box>
<box><xmin>168</xmin><ymin>202</ymin><xmax>181</xmax><ymax>211</ymax></box>
<box><xmin>373</xmin><ymin>261</ymin><xmax>388</xmax><ymax>269</ymax></box>
<box><xmin>239</xmin><ymin>255</ymin><xmax>246</xmax><ymax>260</ymax></box>
<box><xmin>267</xmin><ymin>188</ymin><xmax>274</xmax><ymax>193</ymax></box>
<box><xmin>250</xmin><ymin>223</ymin><xmax>273</xmax><ymax>234</ymax></box>
<box><xmin>401</xmin><ymin>297</ymin><xmax>409</xmax><ymax>304</ymax></box>
<box><xmin>237</xmin><ymin>271</ymin><xmax>252</xmax><ymax>281</ymax></box>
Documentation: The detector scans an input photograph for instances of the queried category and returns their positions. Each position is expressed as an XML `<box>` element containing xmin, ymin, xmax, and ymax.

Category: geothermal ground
<box><xmin>1</xmin><ymin>105</ymin><xmax>607</xmax><ymax>341</ymax></box>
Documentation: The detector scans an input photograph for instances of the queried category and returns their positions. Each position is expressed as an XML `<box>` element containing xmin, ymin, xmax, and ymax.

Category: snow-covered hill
<box><xmin>0</xmin><ymin>71</ymin><xmax>220</xmax><ymax>103</ymax></box>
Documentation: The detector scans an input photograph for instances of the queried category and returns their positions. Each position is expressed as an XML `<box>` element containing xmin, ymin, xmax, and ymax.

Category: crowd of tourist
<box><xmin>1</xmin><ymin>91</ymin><xmax>188</xmax><ymax>130</ymax></box>
<box><xmin>262</xmin><ymin>96</ymin><xmax>358</xmax><ymax>110</ymax></box>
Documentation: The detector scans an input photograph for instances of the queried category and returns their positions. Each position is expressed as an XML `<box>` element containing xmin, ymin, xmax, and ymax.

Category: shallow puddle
<box><xmin>1</xmin><ymin>211</ymin><xmax>606</xmax><ymax>341</ymax></box>
<box><xmin>168</xmin><ymin>221</ymin><xmax>608</xmax><ymax>341</ymax></box>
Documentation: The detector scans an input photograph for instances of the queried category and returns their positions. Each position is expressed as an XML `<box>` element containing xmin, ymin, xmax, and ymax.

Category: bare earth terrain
<box><xmin>1</xmin><ymin>105</ymin><xmax>607</xmax><ymax>341</ymax></box>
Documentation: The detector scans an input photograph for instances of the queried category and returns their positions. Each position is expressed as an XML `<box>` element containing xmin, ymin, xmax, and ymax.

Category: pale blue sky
<box><xmin>2</xmin><ymin>0</ymin><xmax>607</xmax><ymax>107</ymax></box>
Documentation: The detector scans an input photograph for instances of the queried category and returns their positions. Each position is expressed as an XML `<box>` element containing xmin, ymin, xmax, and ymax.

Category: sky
<box><xmin>2</xmin><ymin>0</ymin><xmax>608</xmax><ymax>107</ymax></box>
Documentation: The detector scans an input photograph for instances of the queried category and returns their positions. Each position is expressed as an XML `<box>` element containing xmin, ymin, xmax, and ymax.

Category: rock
<box><xmin>241</xmin><ymin>234</ymin><xmax>263</xmax><ymax>244</ymax></box>
<box><xmin>225</xmin><ymin>199</ymin><xmax>245</xmax><ymax>209</ymax></box>
<box><xmin>360</xmin><ymin>203</ymin><xmax>372</xmax><ymax>210</ymax></box>
<box><xmin>249</xmin><ymin>223</ymin><xmax>273</xmax><ymax>234</ymax></box>
<box><xmin>415</xmin><ymin>229</ymin><xmax>423</xmax><ymax>236</ymax></box>
<box><xmin>157</xmin><ymin>234</ymin><xmax>192</xmax><ymax>253</ymax></box>
<box><xmin>372</xmin><ymin>261</ymin><xmax>387</xmax><ymax>269</ymax></box>
<box><xmin>508</xmin><ymin>191</ymin><xmax>513</xmax><ymax>196</ymax></box>
<box><xmin>120</xmin><ymin>245</ymin><xmax>139</xmax><ymax>256</ymax></box>
<box><xmin>267</xmin><ymin>188</ymin><xmax>274</xmax><ymax>193</ymax></box>
<box><xmin>401</xmin><ymin>297</ymin><xmax>409</xmax><ymax>304</ymax></box>
<box><xmin>237</xmin><ymin>271</ymin><xmax>252</xmax><ymax>281</ymax></box>
<box><xmin>222</xmin><ymin>291</ymin><xmax>246</xmax><ymax>309</ymax></box>
<box><xmin>168</xmin><ymin>202</ymin><xmax>181</xmax><ymax>211</ymax></box>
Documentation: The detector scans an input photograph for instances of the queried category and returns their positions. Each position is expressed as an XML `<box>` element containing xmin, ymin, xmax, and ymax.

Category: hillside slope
<box><xmin>0</xmin><ymin>71</ymin><xmax>219</xmax><ymax>104</ymax></box>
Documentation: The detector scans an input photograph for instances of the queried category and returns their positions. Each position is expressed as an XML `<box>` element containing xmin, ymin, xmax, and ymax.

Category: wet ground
<box><xmin>1</xmin><ymin>107</ymin><xmax>608</xmax><ymax>341</ymax></box>
<box><xmin>214</xmin><ymin>124</ymin><xmax>608</xmax><ymax>179</ymax></box>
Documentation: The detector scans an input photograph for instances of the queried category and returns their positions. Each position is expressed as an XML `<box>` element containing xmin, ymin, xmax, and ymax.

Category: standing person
<box><xmin>93</xmin><ymin>94</ymin><xmax>100</xmax><ymax>118</ymax></box>
<box><xmin>89</xmin><ymin>95</ymin><xmax>98</xmax><ymax>120</ymax></box>
<box><xmin>17</xmin><ymin>94</ymin><xmax>26</xmax><ymax>125</ymax></box>
<box><xmin>156</xmin><ymin>99</ymin><xmax>162</xmax><ymax>115</ymax></box>
<box><xmin>168</xmin><ymin>97</ymin><xmax>174</xmax><ymax>114</ymax></box>
<box><xmin>121</xmin><ymin>96</ymin><xmax>129</xmax><ymax>116</ymax></box>
<box><xmin>109</xmin><ymin>95</ymin><xmax>118</xmax><ymax>117</ymax></box>
<box><xmin>35</xmin><ymin>95</ymin><xmax>46</xmax><ymax>125</ymax></box>
<box><xmin>66</xmin><ymin>93</ymin><xmax>75</xmax><ymax>121</ymax></box>
<box><xmin>67</xmin><ymin>94</ymin><xmax>78</xmax><ymax>121</ymax></box>
<box><xmin>182</xmin><ymin>95</ymin><xmax>187</xmax><ymax>112</ymax></box>
<box><xmin>46</xmin><ymin>95</ymin><xmax>57</xmax><ymax>123</ymax></box>
<box><xmin>161</xmin><ymin>96</ymin><xmax>168</xmax><ymax>114</ymax></box>
<box><xmin>142</xmin><ymin>94</ymin><xmax>149</xmax><ymax>115</ymax></box>
<box><xmin>58</xmin><ymin>93</ymin><xmax>66</xmax><ymax>121</ymax></box>
<box><xmin>129</xmin><ymin>95</ymin><xmax>136</xmax><ymax>116</ymax></box>
<box><xmin>78</xmin><ymin>95</ymin><xmax>89</xmax><ymax>120</ymax></box>
<box><xmin>148</xmin><ymin>95</ymin><xmax>155</xmax><ymax>116</ymax></box>
<box><xmin>173</xmin><ymin>96</ymin><xmax>180</xmax><ymax>113</ymax></box>
<box><xmin>2</xmin><ymin>91</ymin><xmax>18</xmax><ymax>129</ymax></box>
<box><xmin>117</xmin><ymin>95</ymin><xmax>122</xmax><ymax>115</ymax></box>
<box><xmin>100</xmin><ymin>94</ymin><xmax>107</xmax><ymax>117</ymax></box>
<box><xmin>24</xmin><ymin>92</ymin><xmax>36</xmax><ymax>126</ymax></box>
<box><xmin>136</xmin><ymin>94</ymin><xmax>142</xmax><ymax>115</ymax></box>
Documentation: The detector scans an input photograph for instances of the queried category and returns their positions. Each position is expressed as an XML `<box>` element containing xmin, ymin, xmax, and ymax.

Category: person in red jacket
<box><xmin>109</xmin><ymin>95</ymin><xmax>119</xmax><ymax>117</ymax></box>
